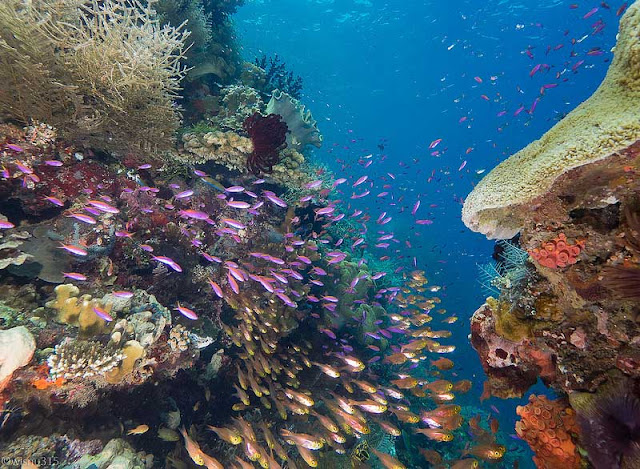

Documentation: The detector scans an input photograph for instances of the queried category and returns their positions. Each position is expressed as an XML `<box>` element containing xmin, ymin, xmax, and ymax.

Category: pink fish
<box><xmin>429</xmin><ymin>139</ymin><xmax>442</xmax><ymax>149</ymax></box>
<box><xmin>59</xmin><ymin>243</ymin><xmax>88</xmax><ymax>256</ymax></box>
<box><xmin>583</xmin><ymin>7</ymin><xmax>598</xmax><ymax>19</ymax></box>
<box><xmin>208</xmin><ymin>279</ymin><xmax>224</xmax><ymax>298</ymax></box>
<box><xmin>113</xmin><ymin>291</ymin><xmax>134</xmax><ymax>298</ymax></box>
<box><xmin>43</xmin><ymin>196</ymin><xmax>64</xmax><ymax>207</ymax></box>
<box><xmin>352</xmin><ymin>190</ymin><xmax>370</xmax><ymax>199</ymax></box>
<box><xmin>179</xmin><ymin>209</ymin><xmax>210</xmax><ymax>220</ymax></box>
<box><xmin>305</xmin><ymin>180</ymin><xmax>323</xmax><ymax>189</ymax></box>
<box><xmin>458</xmin><ymin>160</ymin><xmax>467</xmax><ymax>171</ymax></box>
<box><xmin>353</xmin><ymin>175</ymin><xmax>368</xmax><ymax>187</ymax></box>
<box><xmin>66</xmin><ymin>213</ymin><xmax>97</xmax><ymax>224</ymax></box>
<box><xmin>138</xmin><ymin>164</ymin><xmax>152</xmax><ymax>170</ymax></box>
<box><xmin>529</xmin><ymin>97</ymin><xmax>540</xmax><ymax>114</ymax></box>
<box><xmin>529</xmin><ymin>63</ymin><xmax>542</xmax><ymax>77</ymax></box>
<box><xmin>152</xmin><ymin>255</ymin><xmax>182</xmax><ymax>272</ymax></box>
<box><xmin>412</xmin><ymin>200</ymin><xmax>421</xmax><ymax>215</ymax></box>
<box><xmin>320</xmin><ymin>328</ymin><xmax>337</xmax><ymax>339</ymax></box>
<box><xmin>88</xmin><ymin>200</ymin><xmax>119</xmax><ymax>214</ymax></box>
<box><xmin>221</xmin><ymin>218</ymin><xmax>246</xmax><ymax>230</ymax></box>
<box><xmin>0</xmin><ymin>220</ymin><xmax>15</xmax><ymax>229</ymax></box>
<box><xmin>227</xmin><ymin>273</ymin><xmax>240</xmax><ymax>294</ymax></box>
<box><xmin>62</xmin><ymin>272</ymin><xmax>87</xmax><ymax>281</ymax></box>
<box><xmin>263</xmin><ymin>191</ymin><xmax>287</xmax><ymax>208</ymax></box>
<box><xmin>513</xmin><ymin>105</ymin><xmax>525</xmax><ymax>116</ymax></box>
<box><xmin>175</xmin><ymin>302</ymin><xmax>198</xmax><ymax>320</ymax></box>
<box><xmin>175</xmin><ymin>190</ymin><xmax>194</xmax><ymax>199</ymax></box>
<box><xmin>416</xmin><ymin>219</ymin><xmax>434</xmax><ymax>225</ymax></box>
<box><xmin>14</xmin><ymin>161</ymin><xmax>33</xmax><ymax>174</ymax></box>
<box><xmin>93</xmin><ymin>306</ymin><xmax>113</xmax><ymax>322</ymax></box>
<box><xmin>6</xmin><ymin>143</ymin><xmax>23</xmax><ymax>152</ymax></box>
<box><xmin>227</xmin><ymin>200</ymin><xmax>251</xmax><ymax>209</ymax></box>
<box><xmin>315</xmin><ymin>206</ymin><xmax>335</xmax><ymax>216</ymax></box>
<box><xmin>225</xmin><ymin>185</ymin><xmax>245</xmax><ymax>193</ymax></box>
<box><xmin>44</xmin><ymin>160</ymin><xmax>63</xmax><ymax>166</ymax></box>
<box><xmin>140</xmin><ymin>244</ymin><xmax>154</xmax><ymax>252</ymax></box>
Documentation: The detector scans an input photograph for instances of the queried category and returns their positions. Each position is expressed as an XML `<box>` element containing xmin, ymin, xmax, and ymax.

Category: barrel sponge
<box><xmin>462</xmin><ymin>1</ymin><xmax>640</xmax><ymax>239</ymax></box>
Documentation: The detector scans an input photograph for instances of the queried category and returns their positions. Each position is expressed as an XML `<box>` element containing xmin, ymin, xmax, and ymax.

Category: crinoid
<box><xmin>243</xmin><ymin>112</ymin><xmax>288</xmax><ymax>175</ymax></box>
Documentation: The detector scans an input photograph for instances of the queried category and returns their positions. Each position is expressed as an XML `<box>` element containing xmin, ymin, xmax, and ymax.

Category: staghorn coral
<box><xmin>462</xmin><ymin>2</ymin><xmax>640</xmax><ymax>239</ymax></box>
<box><xmin>47</xmin><ymin>339</ymin><xmax>124</xmax><ymax>381</ymax></box>
<box><xmin>0</xmin><ymin>0</ymin><xmax>189</xmax><ymax>153</ymax></box>
<box><xmin>515</xmin><ymin>394</ymin><xmax>581</xmax><ymax>469</ymax></box>
<box><xmin>243</xmin><ymin>112</ymin><xmax>289</xmax><ymax>175</ymax></box>
<box><xmin>266</xmin><ymin>90</ymin><xmax>323</xmax><ymax>151</ymax></box>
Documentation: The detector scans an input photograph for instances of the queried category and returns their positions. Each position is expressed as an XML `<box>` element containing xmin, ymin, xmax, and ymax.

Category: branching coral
<box><xmin>0</xmin><ymin>0</ymin><xmax>190</xmax><ymax>153</ymax></box>
<box><xmin>47</xmin><ymin>339</ymin><xmax>124</xmax><ymax>381</ymax></box>
<box><xmin>515</xmin><ymin>395</ymin><xmax>581</xmax><ymax>469</ymax></box>
<box><xmin>243</xmin><ymin>112</ymin><xmax>289</xmax><ymax>175</ymax></box>
<box><xmin>254</xmin><ymin>54</ymin><xmax>303</xmax><ymax>99</ymax></box>
<box><xmin>529</xmin><ymin>233</ymin><xmax>585</xmax><ymax>269</ymax></box>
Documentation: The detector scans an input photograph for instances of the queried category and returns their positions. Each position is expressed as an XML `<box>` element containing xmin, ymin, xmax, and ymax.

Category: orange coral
<box><xmin>515</xmin><ymin>394</ymin><xmax>581</xmax><ymax>469</ymax></box>
<box><xmin>529</xmin><ymin>233</ymin><xmax>585</xmax><ymax>269</ymax></box>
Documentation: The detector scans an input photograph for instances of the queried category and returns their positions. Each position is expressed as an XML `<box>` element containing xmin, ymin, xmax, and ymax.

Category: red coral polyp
<box><xmin>243</xmin><ymin>112</ymin><xmax>289</xmax><ymax>175</ymax></box>
<box><xmin>529</xmin><ymin>233</ymin><xmax>585</xmax><ymax>269</ymax></box>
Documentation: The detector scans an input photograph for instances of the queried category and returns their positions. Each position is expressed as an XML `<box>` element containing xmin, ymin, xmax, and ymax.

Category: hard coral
<box><xmin>529</xmin><ymin>233</ymin><xmax>585</xmax><ymax>269</ymax></box>
<box><xmin>243</xmin><ymin>112</ymin><xmax>288</xmax><ymax>175</ymax></box>
<box><xmin>515</xmin><ymin>395</ymin><xmax>581</xmax><ymax>469</ymax></box>
<box><xmin>462</xmin><ymin>2</ymin><xmax>640</xmax><ymax>239</ymax></box>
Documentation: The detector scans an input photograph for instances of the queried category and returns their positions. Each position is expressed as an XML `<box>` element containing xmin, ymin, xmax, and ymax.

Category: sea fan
<box><xmin>575</xmin><ymin>387</ymin><xmax>640</xmax><ymax>469</ymax></box>
<box><xmin>243</xmin><ymin>112</ymin><xmax>288</xmax><ymax>175</ymax></box>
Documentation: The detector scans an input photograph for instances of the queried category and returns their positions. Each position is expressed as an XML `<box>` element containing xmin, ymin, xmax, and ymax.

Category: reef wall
<box><xmin>463</xmin><ymin>2</ymin><xmax>640</xmax><ymax>468</ymax></box>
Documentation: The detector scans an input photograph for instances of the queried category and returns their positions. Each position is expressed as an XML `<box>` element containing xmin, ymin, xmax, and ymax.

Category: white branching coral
<box><xmin>0</xmin><ymin>0</ymin><xmax>190</xmax><ymax>152</ymax></box>
<box><xmin>47</xmin><ymin>339</ymin><xmax>125</xmax><ymax>380</ymax></box>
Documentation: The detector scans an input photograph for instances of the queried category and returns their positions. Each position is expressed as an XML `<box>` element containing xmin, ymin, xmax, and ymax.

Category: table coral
<box><xmin>529</xmin><ymin>233</ymin><xmax>585</xmax><ymax>269</ymax></box>
<box><xmin>515</xmin><ymin>395</ymin><xmax>581</xmax><ymax>469</ymax></box>
<box><xmin>462</xmin><ymin>2</ymin><xmax>640</xmax><ymax>239</ymax></box>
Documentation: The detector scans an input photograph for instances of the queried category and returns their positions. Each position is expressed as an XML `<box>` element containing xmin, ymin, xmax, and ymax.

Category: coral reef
<box><xmin>515</xmin><ymin>394</ymin><xmax>581</xmax><ymax>469</ymax></box>
<box><xmin>462</xmin><ymin>1</ymin><xmax>640</xmax><ymax>239</ymax></box>
<box><xmin>0</xmin><ymin>0</ymin><xmax>190</xmax><ymax>153</ymax></box>
<box><xmin>266</xmin><ymin>90</ymin><xmax>323</xmax><ymax>151</ymax></box>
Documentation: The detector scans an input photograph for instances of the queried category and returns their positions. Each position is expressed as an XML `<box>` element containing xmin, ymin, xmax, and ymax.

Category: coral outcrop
<box><xmin>462</xmin><ymin>1</ymin><xmax>640</xmax><ymax>240</ymax></box>
<box><xmin>47</xmin><ymin>339</ymin><xmax>124</xmax><ymax>381</ymax></box>
<box><xmin>515</xmin><ymin>395</ymin><xmax>581</xmax><ymax>469</ymax></box>
<box><xmin>46</xmin><ymin>284</ymin><xmax>112</xmax><ymax>336</ymax></box>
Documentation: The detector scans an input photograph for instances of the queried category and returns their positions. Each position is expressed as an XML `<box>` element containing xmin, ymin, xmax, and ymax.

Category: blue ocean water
<box><xmin>235</xmin><ymin>1</ymin><xmax>621</xmax><ymax>466</ymax></box>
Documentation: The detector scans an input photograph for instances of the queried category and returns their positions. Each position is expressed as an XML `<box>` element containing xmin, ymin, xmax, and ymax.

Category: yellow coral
<box><xmin>181</xmin><ymin>130</ymin><xmax>252</xmax><ymax>169</ymax></box>
<box><xmin>462</xmin><ymin>2</ymin><xmax>640</xmax><ymax>239</ymax></box>
<box><xmin>105</xmin><ymin>340</ymin><xmax>144</xmax><ymax>384</ymax></box>
<box><xmin>46</xmin><ymin>284</ymin><xmax>111</xmax><ymax>336</ymax></box>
